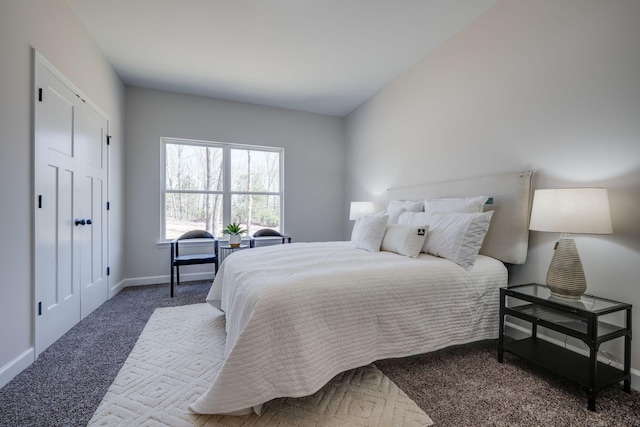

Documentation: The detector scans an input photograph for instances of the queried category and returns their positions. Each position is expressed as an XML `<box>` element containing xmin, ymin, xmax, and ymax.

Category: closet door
<box><xmin>75</xmin><ymin>102</ymin><xmax>108</xmax><ymax>319</ymax></box>
<box><xmin>34</xmin><ymin>54</ymin><xmax>109</xmax><ymax>355</ymax></box>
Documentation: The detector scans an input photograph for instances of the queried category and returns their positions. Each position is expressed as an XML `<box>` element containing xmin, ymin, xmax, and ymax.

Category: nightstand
<box><xmin>498</xmin><ymin>283</ymin><xmax>632</xmax><ymax>411</ymax></box>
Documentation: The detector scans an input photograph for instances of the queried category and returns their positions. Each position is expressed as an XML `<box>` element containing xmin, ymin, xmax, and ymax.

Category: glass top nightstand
<box><xmin>498</xmin><ymin>283</ymin><xmax>632</xmax><ymax>411</ymax></box>
<box><xmin>506</xmin><ymin>283</ymin><xmax>627</xmax><ymax>313</ymax></box>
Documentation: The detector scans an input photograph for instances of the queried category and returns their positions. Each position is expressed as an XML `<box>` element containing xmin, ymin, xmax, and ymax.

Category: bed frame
<box><xmin>387</xmin><ymin>170</ymin><xmax>534</xmax><ymax>265</ymax></box>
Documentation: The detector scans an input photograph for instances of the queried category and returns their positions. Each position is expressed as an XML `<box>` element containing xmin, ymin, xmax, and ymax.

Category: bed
<box><xmin>189</xmin><ymin>170</ymin><xmax>534</xmax><ymax>415</ymax></box>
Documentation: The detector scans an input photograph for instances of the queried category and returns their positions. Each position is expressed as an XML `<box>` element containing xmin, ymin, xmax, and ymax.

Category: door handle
<box><xmin>75</xmin><ymin>219</ymin><xmax>86</xmax><ymax>226</ymax></box>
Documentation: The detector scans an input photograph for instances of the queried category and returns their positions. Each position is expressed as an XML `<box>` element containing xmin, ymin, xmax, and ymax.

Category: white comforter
<box><xmin>189</xmin><ymin>241</ymin><xmax>507</xmax><ymax>415</ymax></box>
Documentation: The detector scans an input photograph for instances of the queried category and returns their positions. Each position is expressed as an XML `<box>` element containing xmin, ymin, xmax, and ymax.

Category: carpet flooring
<box><xmin>0</xmin><ymin>281</ymin><xmax>211</xmax><ymax>427</ymax></box>
<box><xmin>376</xmin><ymin>343</ymin><xmax>640</xmax><ymax>426</ymax></box>
<box><xmin>1</xmin><ymin>281</ymin><xmax>639</xmax><ymax>426</ymax></box>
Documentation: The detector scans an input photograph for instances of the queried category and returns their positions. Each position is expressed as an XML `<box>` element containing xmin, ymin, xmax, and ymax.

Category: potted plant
<box><xmin>223</xmin><ymin>222</ymin><xmax>247</xmax><ymax>248</ymax></box>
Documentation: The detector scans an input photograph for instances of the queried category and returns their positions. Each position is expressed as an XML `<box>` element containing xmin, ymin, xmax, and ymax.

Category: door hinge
<box><xmin>38</xmin><ymin>195</ymin><xmax>42</xmax><ymax>208</ymax></box>
<box><xmin>107</xmin><ymin>267</ymin><xmax>110</xmax><ymax>276</ymax></box>
<box><xmin>106</xmin><ymin>135</ymin><xmax>111</xmax><ymax>145</ymax></box>
<box><xmin>38</xmin><ymin>302</ymin><xmax>42</xmax><ymax>316</ymax></box>
<box><xmin>106</xmin><ymin>201</ymin><xmax>110</xmax><ymax>211</ymax></box>
<box><xmin>38</xmin><ymin>88</ymin><xmax>43</xmax><ymax>102</ymax></box>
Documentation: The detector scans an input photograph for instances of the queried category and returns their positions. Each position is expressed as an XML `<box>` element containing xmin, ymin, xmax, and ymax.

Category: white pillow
<box><xmin>398</xmin><ymin>211</ymin><xmax>494</xmax><ymax>270</ymax></box>
<box><xmin>423</xmin><ymin>196</ymin><xmax>489</xmax><ymax>214</ymax></box>
<box><xmin>351</xmin><ymin>213</ymin><xmax>389</xmax><ymax>252</ymax></box>
<box><xmin>387</xmin><ymin>200</ymin><xmax>423</xmax><ymax>224</ymax></box>
<box><xmin>381</xmin><ymin>224</ymin><xmax>429</xmax><ymax>258</ymax></box>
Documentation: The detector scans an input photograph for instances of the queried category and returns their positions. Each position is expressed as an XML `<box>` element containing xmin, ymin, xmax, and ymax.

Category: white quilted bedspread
<box><xmin>189</xmin><ymin>241</ymin><xmax>507</xmax><ymax>415</ymax></box>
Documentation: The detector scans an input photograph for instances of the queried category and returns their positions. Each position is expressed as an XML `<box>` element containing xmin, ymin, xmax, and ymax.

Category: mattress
<box><xmin>189</xmin><ymin>241</ymin><xmax>507</xmax><ymax>414</ymax></box>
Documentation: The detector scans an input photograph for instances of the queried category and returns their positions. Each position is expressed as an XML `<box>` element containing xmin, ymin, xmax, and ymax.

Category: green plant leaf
<box><xmin>223</xmin><ymin>222</ymin><xmax>247</xmax><ymax>234</ymax></box>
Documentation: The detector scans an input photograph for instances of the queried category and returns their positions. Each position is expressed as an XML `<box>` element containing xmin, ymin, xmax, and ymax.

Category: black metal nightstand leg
<box><xmin>624</xmin><ymin>308</ymin><xmax>632</xmax><ymax>393</ymax></box>
<box><xmin>587</xmin><ymin>341</ymin><xmax>598</xmax><ymax>411</ymax></box>
<box><xmin>588</xmin><ymin>389</ymin><xmax>596</xmax><ymax>411</ymax></box>
<box><xmin>498</xmin><ymin>290</ymin><xmax>505</xmax><ymax>363</ymax></box>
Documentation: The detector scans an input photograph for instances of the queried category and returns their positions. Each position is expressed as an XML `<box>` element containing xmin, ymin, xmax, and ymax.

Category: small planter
<box><xmin>223</xmin><ymin>223</ymin><xmax>247</xmax><ymax>248</ymax></box>
<box><xmin>229</xmin><ymin>233</ymin><xmax>242</xmax><ymax>248</ymax></box>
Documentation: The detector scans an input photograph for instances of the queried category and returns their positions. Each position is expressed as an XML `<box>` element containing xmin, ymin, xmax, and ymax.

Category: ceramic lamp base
<box><xmin>546</xmin><ymin>237</ymin><xmax>586</xmax><ymax>299</ymax></box>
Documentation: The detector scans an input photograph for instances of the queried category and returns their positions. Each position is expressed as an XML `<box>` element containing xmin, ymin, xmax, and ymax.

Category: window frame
<box><xmin>160</xmin><ymin>137</ymin><xmax>284</xmax><ymax>242</ymax></box>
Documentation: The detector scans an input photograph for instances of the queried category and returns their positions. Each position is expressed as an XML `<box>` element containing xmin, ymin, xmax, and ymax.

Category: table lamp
<box><xmin>529</xmin><ymin>188</ymin><xmax>612</xmax><ymax>299</ymax></box>
<box><xmin>349</xmin><ymin>201</ymin><xmax>374</xmax><ymax>220</ymax></box>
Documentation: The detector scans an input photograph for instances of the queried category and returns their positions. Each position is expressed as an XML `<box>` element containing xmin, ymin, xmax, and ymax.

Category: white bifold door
<box><xmin>34</xmin><ymin>53</ymin><xmax>109</xmax><ymax>356</ymax></box>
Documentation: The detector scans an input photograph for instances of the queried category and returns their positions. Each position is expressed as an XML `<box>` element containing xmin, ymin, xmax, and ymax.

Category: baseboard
<box><xmin>110</xmin><ymin>278</ymin><xmax>127</xmax><ymax>298</ymax></box>
<box><xmin>504</xmin><ymin>323</ymin><xmax>639</xmax><ymax>391</ymax></box>
<box><xmin>0</xmin><ymin>348</ymin><xmax>34</xmax><ymax>389</ymax></box>
<box><xmin>119</xmin><ymin>272</ymin><xmax>215</xmax><ymax>289</ymax></box>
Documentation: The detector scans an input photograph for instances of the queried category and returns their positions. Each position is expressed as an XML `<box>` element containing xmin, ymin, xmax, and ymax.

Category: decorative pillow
<box><xmin>351</xmin><ymin>213</ymin><xmax>389</xmax><ymax>252</ymax></box>
<box><xmin>423</xmin><ymin>196</ymin><xmax>489</xmax><ymax>214</ymax></box>
<box><xmin>386</xmin><ymin>200</ymin><xmax>423</xmax><ymax>224</ymax></box>
<box><xmin>398</xmin><ymin>210</ymin><xmax>494</xmax><ymax>270</ymax></box>
<box><xmin>381</xmin><ymin>224</ymin><xmax>429</xmax><ymax>258</ymax></box>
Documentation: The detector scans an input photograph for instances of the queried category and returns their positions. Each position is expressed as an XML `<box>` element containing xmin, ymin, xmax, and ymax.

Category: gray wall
<box><xmin>123</xmin><ymin>87</ymin><xmax>345</xmax><ymax>283</ymax></box>
<box><xmin>0</xmin><ymin>0</ymin><xmax>125</xmax><ymax>386</ymax></box>
<box><xmin>345</xmin><ymin>0</ymin><xmax>640</xmax><ymax>374</ymax></box>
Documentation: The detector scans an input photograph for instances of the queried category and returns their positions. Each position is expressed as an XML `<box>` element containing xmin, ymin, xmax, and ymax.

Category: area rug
<box><xmin>87</xmin><ymin>303</ymin><xmax>433</xmax><ymax>426</ymax></box>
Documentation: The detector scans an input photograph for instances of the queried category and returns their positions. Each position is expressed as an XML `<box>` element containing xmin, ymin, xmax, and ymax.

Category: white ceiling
<box><xmin>67</xmin><ymin>0</ymin><xmax>497</xmax><ymax>117</ymax></box>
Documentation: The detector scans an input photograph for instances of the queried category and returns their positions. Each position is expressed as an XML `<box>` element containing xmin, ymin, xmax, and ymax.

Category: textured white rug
<box><xmin>88</xmin><ymin>303</ymin><xmax>433</xmax><ymax>427</ymax></box>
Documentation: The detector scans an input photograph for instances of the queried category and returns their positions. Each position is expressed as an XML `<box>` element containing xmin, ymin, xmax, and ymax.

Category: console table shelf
<box><xmin>504</xmin><ymin>338</ymin><xmax>626</xmax><ymax>391</ymax></box>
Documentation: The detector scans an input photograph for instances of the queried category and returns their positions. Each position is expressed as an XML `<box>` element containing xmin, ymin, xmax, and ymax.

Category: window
<box><xmin>162</xmin><ymin>138</ymin><xmax>283</xmax><ymax>240</ymax></box>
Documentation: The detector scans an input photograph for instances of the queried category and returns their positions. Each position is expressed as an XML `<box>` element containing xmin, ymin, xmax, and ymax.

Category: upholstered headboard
<box><xmin>386</xmin><ymin>170</ymin><xmax>534</xmax><ymax>264</ymax></box>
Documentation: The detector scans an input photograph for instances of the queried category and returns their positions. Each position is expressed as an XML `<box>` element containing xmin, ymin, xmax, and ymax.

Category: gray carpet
<box><xmin>376</xmin><ymin>343</ymin><xmax>640</xmax><ymax>426</ymax></box>
<box><xmin>0</xmin><ymin>281</ymin><xmax>211</xmax><ymax>427</ymax></box>
<box><xmin>1</xmin><ymin>282</ymin><xmax>639</xmax><ymax>426</ymax></box>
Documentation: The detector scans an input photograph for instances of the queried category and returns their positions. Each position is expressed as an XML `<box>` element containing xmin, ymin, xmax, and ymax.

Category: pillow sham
<box><xmin>387</xmin><ymin>199</ymin><xmax>423</xmax><ymax>224</ymax></box>
<box><xmin>351</xmin><ymin>213</ymin><xmax>389</xmax><ymax>252</ymax></box>
<box><xmin>398</xmin><ymin>210</ymin><xmax>494</xmax><ymax>270</ymax></box>
<box><xmin>381</xmin><ymin>224</ymin><xmax>429</xmax><ymax>258</ymax></box>
<box><xmin>423</xmin><ymin>196</ymin><xmax>489</xmax><ymax>214</ymax></box>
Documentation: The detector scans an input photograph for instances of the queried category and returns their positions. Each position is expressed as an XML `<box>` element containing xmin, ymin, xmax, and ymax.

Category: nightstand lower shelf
<box><xmin>504</xmin><ymin>338</ymin><xmax>626</xmax><ymax>398</ymax></box>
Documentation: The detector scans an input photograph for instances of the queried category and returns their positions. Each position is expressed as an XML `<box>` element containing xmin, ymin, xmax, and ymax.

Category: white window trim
<box><xmin>159</xmin><ymin>137</ymin><xmax>284</xmax><ymax>243</ymax></box>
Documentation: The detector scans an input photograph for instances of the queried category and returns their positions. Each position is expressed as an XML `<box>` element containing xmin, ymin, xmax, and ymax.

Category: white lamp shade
<box><xmin>349</xmin><ymin>201</ymin><xmax>374</xmax><ymax>220</ymax></box>
<box><xmin>529</xmin><ymin>188</ymin><xmax>613</xmax><ymax>234</ymax></box>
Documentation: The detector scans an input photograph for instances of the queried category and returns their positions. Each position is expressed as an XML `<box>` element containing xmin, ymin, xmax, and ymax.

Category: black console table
<box><xmin>498</xmin><ymin>283</ymin><xmax>632</xmax><ymax>411</ymax></box>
